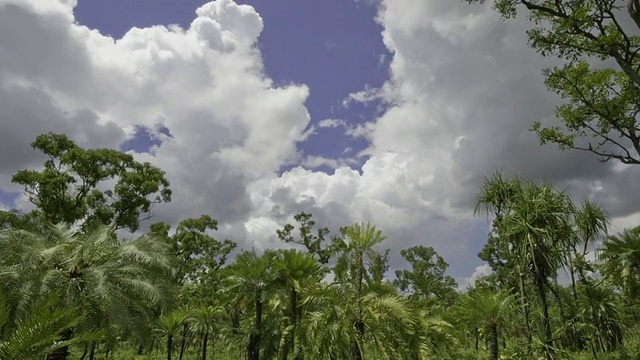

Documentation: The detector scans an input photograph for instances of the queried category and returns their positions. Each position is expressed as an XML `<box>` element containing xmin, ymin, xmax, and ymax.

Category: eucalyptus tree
<box><xmin>9</xmin><ymin>132</ymin><xmax>171</xmax><ymax>232</ymax></box>
<box><xmin>394</xmin><ymin>245</ymin><xmax>458</xmax><ymax>304</ymax></box>
<box><xmin>277</xmin><ymin>212</ymin><xmax>333</xmax><ymax>265</ymax></box>
<box><xmin>465</xmin><ymin>0</ymin><xmax>640</xmax><ymax>166</ymax></box>
<box><xmin>0</xmin><ymin>223</ymin><xmax>176</xmax><ymax>360</ymax></box>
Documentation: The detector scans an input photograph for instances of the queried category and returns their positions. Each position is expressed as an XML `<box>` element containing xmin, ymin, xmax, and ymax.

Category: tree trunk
<box><xmin>535</xmin><ymin>275</ymin><xmax>554</xmax><ymax>360</ymax></box>
<box><xmin>474</xmin><ymin>327</ymin><xmax>479</xmax><ymax>351</ymax></box>
<box><xmin>248</xmin><ymin>290</ymin><xmax>262</xmax><ymax>360</ymax></box>
<box><xmin>179</xmin><ymin>323</ymin><xmax>188</xmax><ymax>360</ymax></box>
<box><xmin>46</xmin><ymin>328</ymin><xmax>73</xmax><ymax>360</ymax></box>
<box><xmin>290</xmin><ymin>285</ymin><xmax>299</xmax><ymax>360</ymax></box>
<box><xmin>518</xmin><ymin>273</ymin><xmax>532</xmax><ymax>346</ymax></box>
<box><xmin>489</xmin><ymin>324</ymin><xmax>499</xmax><ymax>360</ymax></box>
<box><xmin>79</xmin><ymin>344</ymin><xmax>88</xmax><ymax>360</ymax></box>
<box><xmin>353</xmin><ymin>252</ymin><xmax>364</xmax><ymax>360</ymax></box>
<box><xmin>88</xmin><ymin>342</ymin><xmax>96</xmax><ymax>360</ymax></box>
<box><xmin>569</xmin><ymin>266</ymin><xmax>578</xmax><ymax>302</ymax></box>
<box><xmin>167</xmin><ymin>334</ymin><xmax>174</xmax><ymax>360</ymax></box>
<box><xmin>202</xmin><ymin>331</ymin><xmax>209</xmax><ymax>360</ymax></box>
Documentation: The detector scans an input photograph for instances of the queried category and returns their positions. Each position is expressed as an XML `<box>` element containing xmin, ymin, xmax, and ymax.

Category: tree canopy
<box><xmin>467</xmin><ymin>0</ymin><xmax>640</xmax><ymax>164</ymax></box>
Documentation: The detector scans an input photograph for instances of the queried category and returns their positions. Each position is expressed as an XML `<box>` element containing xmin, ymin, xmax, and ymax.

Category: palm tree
<box><xmin>273</xmin><ymin>249</ymin><xmax>323</xmax><ymax>359</ymax></box>
<box><xmin>155</xmin><ymin>310</ymin><xmax>189</xmax><ymax>360</ymax></box>
<box><xmin>191</xmin><ymin>305</ymin><xmax>224</xmax><ymax>360</ymax></box>
<box><xmin>0</xmin><ymin>223</ymin><xmax>176</xmax><ymax>360</ymax></box>
<box><xmin>579</xmin><ymin>284</ymin><xmax>623</xmax><ymax>353</ymax></box>
<box><xmin>333</xmin><ymin>222</ymin><xmax>387</xmax><ymax>360</ymax></box>
<box><xmin>224</xmin><ymin>251</ymin><xmax>277</xmax><ymax>360</ymax></box>
<box><xmin>0</xmin><ymin>291</ymin><xmax>93</xmax><ymax>360</ymax></box>
<box><xmin>457</xmin><ymin>290</ymin><xmax>516</xmax><ymax>360</ymax></box>
<box><xmin>569</xmin><ymin>200</ymin><xmax>609</xmax><ymax>299</ymax></box>
<box><xmin>297</xmin><ymin>283</ymin><xmax>452</xmax><ymax>359</ymax></box>
<box><xmin>600</xmin><ymin>226</ymin><xmax>640</xmax><ymax>298</ymax></box>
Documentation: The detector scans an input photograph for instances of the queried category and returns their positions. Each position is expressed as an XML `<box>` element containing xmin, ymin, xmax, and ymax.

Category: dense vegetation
<box><xmin>2</xmin><ymin>0</ymin><xmax>640</xmax><ymax>359</ymax></box>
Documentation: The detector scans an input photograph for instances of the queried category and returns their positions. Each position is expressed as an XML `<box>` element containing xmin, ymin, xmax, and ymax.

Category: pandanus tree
<box><xmin>567</xmin><ymin>200</ymin><xmax>609</xmax><ymax>300</ymax></box>
<box><xmin>476</xmin><ymin>174</ymin><xmax>576</xmax><ymax>360</ymax></box>
<box><xmin>0</xmin><ymin>223</ymin><xmax>175</xmax><ymax>360</ymax></box>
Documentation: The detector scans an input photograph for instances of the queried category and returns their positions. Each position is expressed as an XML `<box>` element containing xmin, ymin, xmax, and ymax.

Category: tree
<box><xmin>568</xmin><ymin>199</ymin><xmax>609</xmax><ymax>300</ymax></box>
<box><xmin>155</xmin><ymin>310</ymin><xmax>189</xmax><ymax>360</ymax></box>
<box><xmin>191</xmin><ymin>306</ymin><xmax>225</xmax><ymax>360</ymax></box>
<box><xmin>393</xmin><ymin>245</ymin><xmax>458</xmax><ymax>304</ymax></box>
<box><xmin>465</xmin><ymin>0</ymin><xmax>640</xmax><ymax>164</ymax></box>
<box><xmin>0</xmin><ymin>223</ymin><xmax>176</xmax><ymax>360</ymax></box>
<box><xmin>333</xmin><ymin>222</ymin><xmax>388</xmax><ymax>360</ymax></box>
<box><xmin>298</xmin><ymin>284</ymin><xmax>455</xmax><ymax>359</ymax></box>
<box><xmin>600</xmin><ymin>226</ymin><xmax>640</xmax><ymax>298</ymax></box>
<box><xmin>273</xmin><ymin>249</ymin><xmax>323</xmax><ymax>359</ymax></box>
<box><xmin>277</xmin><ymin>212</ymin><xmax>333</xmax><ymax>265</ymax></box>
<box><xmin>224</xmin><ymin>251</ymin><xmax>278</xmax><ymax>360</ymax></box>
<box><xmin>0</xmin><ymin>292</ymin><xmax>94</xmax><ymax>360</ymax></box>
<box><xmin>476</xmin><ymin>175</ymin><xmax>576</xmax><ymax>360</ymax></box>
<box><xmin>457</xmin><ymin>290</ymin><xmax>516</xmax><ymax>360</ymax></box>
<box><xmin>10</xmin><ymin>133</ymin><xmax>171</xmax><ymax>232</ymax></box>
<box><xmin>151</xmin><ymin>215</ymin><xmax>236</xmax><ymax>297</ymax></box>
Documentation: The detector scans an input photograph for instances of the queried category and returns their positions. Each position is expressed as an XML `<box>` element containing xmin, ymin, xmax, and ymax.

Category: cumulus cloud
<box><xmin>0</xmin><ymin>0</ymin><xmax>310</xmax><ymax>230</ymax></box>
<box><xmin>3</xmin><ymin>0</ymin><xmax>640</xmax><ymax>286</ymax></box>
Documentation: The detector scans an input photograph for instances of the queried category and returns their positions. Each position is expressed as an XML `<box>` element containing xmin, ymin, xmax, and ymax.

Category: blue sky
<box><xmin>76</xmin><ymin>0</ymin><xmax>388</xmax><ymax>166</ymax></box>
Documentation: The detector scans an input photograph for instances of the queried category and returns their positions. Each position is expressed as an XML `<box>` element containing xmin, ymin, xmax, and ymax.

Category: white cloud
<box><xmin>459</xmin><ymin>264</ymin><xmax>493</xmax><ymax>291</ymax></box>
<box><xmin>3</xmin><ymin>0</ymin><xmax>639</xmax><ymax>283</ymax></box>
<box><xmin>318</xmin><ymin>118</ymin><xmax>346</xmax><ymax>128</ymax></box>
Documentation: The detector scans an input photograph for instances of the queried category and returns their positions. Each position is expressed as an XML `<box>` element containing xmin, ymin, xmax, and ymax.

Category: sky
<box><xmin>2</xmin><ymin>0</ymin><xmax>640</xmax><ymax>288</ymax></box>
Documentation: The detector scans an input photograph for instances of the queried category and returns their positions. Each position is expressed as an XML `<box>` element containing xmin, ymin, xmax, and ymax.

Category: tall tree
<box><xmin>10</xmin><ymin>132</ymin><xmax>171</xmax><ymax>232</ymax></box>
<box><xmin>277</xmin><ymin>212</ymin><xmax>333</xmax><ymax>265</ymax></box>
<box><xmin>333</xmin><ymin>222</ymin><xmax>387</xmax><ymax>360</ymax></box>
<box><xmin>466</xmin><ymin>0</ymin><xmax>640</xmax><ymax>165</ymax></box>
<box><xmin>476</xmin><ymin>174</ymin><xmax>576</xmax><ymax>359</ymax></box>
<box><xmin>273</xmin><ymin>250</ymin><xmax>323</xmax><ymax>360</ymax></box>
<box><xmin>224</xmin><ymin>251</ymin><xmax>277</xmax><ymax>360</ymax></box>
<box><xmin>150</xmin><ymin>215</ymin><xmax>236</xmax><ymax>303</ymax></box>
<box><xmin>393</xmin><ymin>245</ymin><xmax>458</xmax><ymax>304</ymax></box>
